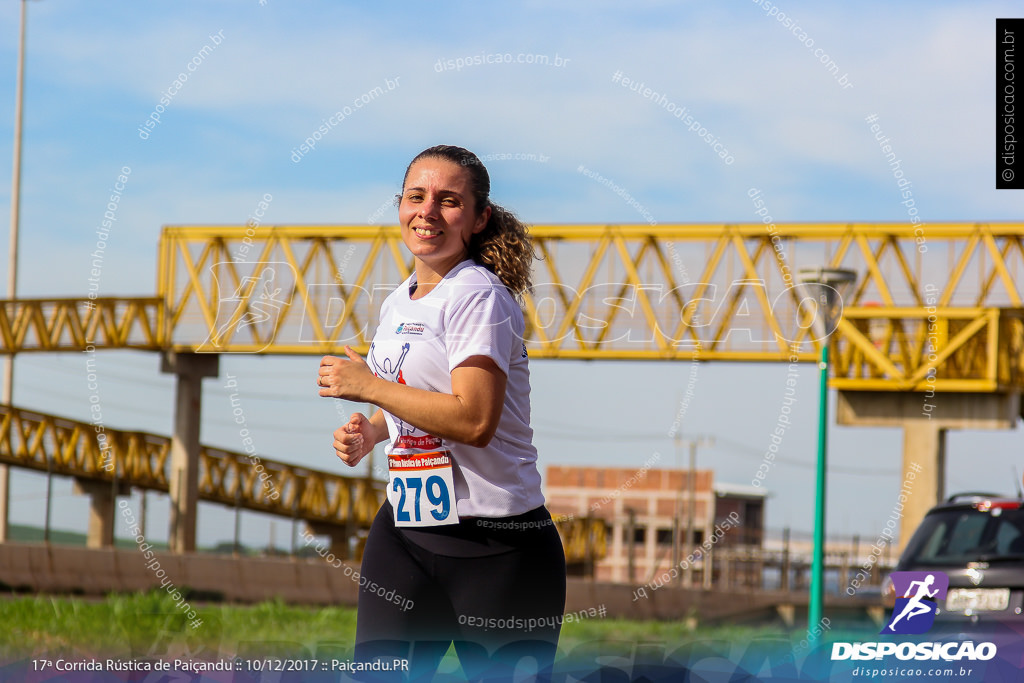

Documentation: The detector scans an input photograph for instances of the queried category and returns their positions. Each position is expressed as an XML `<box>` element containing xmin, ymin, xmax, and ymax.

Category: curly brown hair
<box><xmin>400</xmin><ymin>145</ymin><xmax>535</xmax><ymax>299</ymax></box>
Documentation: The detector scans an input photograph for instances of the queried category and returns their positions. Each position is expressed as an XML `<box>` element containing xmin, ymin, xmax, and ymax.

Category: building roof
<box><xmin>713</xmin><ymin>482</ymin><xmax>769</xmax><ymax>499</ymax></box>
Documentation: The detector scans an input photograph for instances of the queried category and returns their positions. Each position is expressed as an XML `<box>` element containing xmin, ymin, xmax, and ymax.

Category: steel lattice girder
<box><xmin>2</xmin><ymin>223</ymin><xmax>1024</xmax><ymax>392</ymax></box>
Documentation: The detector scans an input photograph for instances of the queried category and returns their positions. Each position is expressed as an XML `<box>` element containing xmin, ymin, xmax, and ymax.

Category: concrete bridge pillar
<box><xmin>307</xmin><ymin>522</ymin><xmax>351</xmax><ymax>559</ymax></box>
<box><xmin>72</xmin><ymin>479</ymin><xmax>130</xmax><ymax>548</ymax></box>
<box><xmin>161</xmin><ymin>352</ymin><xmax>219</xmax><ymax>553</ymax></box>
<box><xmin>837</xmin><ymin>391</ymin><xmax>1020</xmax><ymax>553</ymax></box>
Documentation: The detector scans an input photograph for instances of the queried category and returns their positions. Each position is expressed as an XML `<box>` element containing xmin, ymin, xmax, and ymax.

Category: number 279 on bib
<box><xmin>390</xmin><ymin>473</ymin><xmax>459</xmax><ymax>526</ymax></box>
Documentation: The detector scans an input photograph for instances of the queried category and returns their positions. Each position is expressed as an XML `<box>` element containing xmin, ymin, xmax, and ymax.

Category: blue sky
<box><xmin>0</xmin><ymin>1</ymin><xmax>1021</xmax><ymax>551</ymax></box>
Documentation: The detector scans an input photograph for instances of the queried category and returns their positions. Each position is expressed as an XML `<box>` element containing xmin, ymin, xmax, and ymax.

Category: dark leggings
<box><xmin>354</xmin><ymin>502</ymin><xmax>567</xmax><ymax>682</ymax></box>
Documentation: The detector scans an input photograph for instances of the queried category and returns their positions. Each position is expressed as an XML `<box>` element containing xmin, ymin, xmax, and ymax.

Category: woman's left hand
<box><xmin>318</xmin><ymin>346</ymin><xmax>375</xmax><ymax>401</ymax></box>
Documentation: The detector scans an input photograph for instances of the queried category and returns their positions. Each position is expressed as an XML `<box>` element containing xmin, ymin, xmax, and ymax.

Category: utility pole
<box><xmin>626</xmin><ymin>507</ymin><xmax>636</xmax><ymax>585</ymax></box>
<box><xmin>0</xmin><ymin>0</ymin><xmax>29</xmax><ymax>543</ymax></box>
<box><xmin>674</xmin><ymin>433</ymin><xmax>714</xmax><ymax>587</ymax></box>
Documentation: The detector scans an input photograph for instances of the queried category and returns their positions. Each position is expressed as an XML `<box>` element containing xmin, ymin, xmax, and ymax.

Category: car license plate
<box><xmin>945</xmin><ymin>588</ymin><xmax>1010</xmax><ymax>612</ymax></box>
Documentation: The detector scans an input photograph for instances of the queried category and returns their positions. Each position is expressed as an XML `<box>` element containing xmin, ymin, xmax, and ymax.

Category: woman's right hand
<box><xmin>333</xmin><ymin>413</ymin><xmax>377</xmax><ymax>467</ymax></box>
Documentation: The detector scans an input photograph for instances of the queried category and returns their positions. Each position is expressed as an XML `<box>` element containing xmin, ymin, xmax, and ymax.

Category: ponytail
<box><xmin>402</xmin><ymin>145</ymin><xmax>536</xmax><ymax>299</ymax></box>
<box><xmin>468</xmin><ymin>202</ymin><xmax>534</xmax><ymax>299</ymax></box>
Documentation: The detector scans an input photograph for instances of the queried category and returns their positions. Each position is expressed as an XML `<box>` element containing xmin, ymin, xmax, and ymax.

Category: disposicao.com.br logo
<box><xmin>885</xmin><ymin>570</ymin><xmax>948</xmax><ymax>635</ymax></box>
<box><xmin>831</xmin><ymin>571</ymin><xmax>997</xmax><ymax>663</ymax></box>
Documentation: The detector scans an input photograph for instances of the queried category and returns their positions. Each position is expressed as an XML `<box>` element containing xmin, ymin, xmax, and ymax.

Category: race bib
<box><xmin>387</xmin><ymin>443</ymin><xmax>459</xmax><ymax>527</ymax></box>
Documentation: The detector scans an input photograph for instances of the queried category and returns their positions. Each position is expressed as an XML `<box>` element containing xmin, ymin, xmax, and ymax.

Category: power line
<box><xmin>23</xmin><ymin>357</ymin><xmax>315</xmax><ymax>401</ymax></box>
<box><xmin>715</xmin><ymin>435</ymin><xmax>899</xmax><ymax>477</ymax></box>
<box><xmin>15</xmin><ymin>385</ymin><xmax>332</xmax><ymax>438</ymax></box>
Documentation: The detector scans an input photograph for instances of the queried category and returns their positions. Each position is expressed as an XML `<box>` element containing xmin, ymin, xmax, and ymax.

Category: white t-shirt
<box><xmin>368</xmin><ymin>260</ymin><xmax>545</xmax><ymax>518</ymax></box>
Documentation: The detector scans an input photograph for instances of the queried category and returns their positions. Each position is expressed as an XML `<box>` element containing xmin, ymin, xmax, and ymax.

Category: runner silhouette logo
<box><xmin>883</xmin><ymin>571</ymin><xmax>949</xmax><ymax>635</ymax></box>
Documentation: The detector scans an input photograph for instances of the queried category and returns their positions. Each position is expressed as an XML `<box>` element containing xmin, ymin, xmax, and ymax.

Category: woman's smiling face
<box><xmin>399</xmin><ymin>157</ymin><xmax>490</xmax><ymax>280</ymax></box>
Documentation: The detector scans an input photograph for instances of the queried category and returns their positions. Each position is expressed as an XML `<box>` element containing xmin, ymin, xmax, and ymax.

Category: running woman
<box><xmin>317</xmin><ymin>145</ymin><xmax>566</xmax><ymax>681</ymax></box>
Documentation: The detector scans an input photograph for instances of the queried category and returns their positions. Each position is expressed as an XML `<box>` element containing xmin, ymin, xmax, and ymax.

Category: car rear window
<box><xmin>902</xmin><ymin>507</ymin><xmax>1024</xmax><ymax>565</ymax></box>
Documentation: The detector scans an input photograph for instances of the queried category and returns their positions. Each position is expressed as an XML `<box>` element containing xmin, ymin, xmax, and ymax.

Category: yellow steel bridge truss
<box><xmin>3</xmin><ymin>222</ymin><xmax>1020</xmax><ymax>391</ymax></box>
<box><xmin>0</xmin><ymin>403</ymin><xmax>384</xmax><ymax>527</ymax></box>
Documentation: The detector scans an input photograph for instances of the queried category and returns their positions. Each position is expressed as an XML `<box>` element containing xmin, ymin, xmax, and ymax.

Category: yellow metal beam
<box><xmin>4</xmin><ymin>224</ymin><xmax>1024</xmax><ymax>394</ymax></box>
<box><xmin>0</xmin><ymin>403</ymin><xmax>604</xmax><ymax>561</ymax></box>
<box><xmin>0</xmin><ymin>298</ymin><xmax>162</xmax><ymax>352</ymax></box>
<box><xmin>149</xmin><ymin>223</ymin><xmax>1024</xmax><ymax>390</ymax></box>
<box><xmin>831</xmin><ymin>307</ymin><xmax>1024</xmax><ymax>392</ymax></box>
<box><xmin>0</xmin><ymin>403</ymin><xmax>384</xmax><ymax>527</ymax></box>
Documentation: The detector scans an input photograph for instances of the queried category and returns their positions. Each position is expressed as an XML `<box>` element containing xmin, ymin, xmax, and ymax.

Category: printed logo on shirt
<box><xmin>368</xmin><ymin>342</ymin><xmax>410</xmax><ymax>385</ymax></box>
<box><xmin>368</xmin><ymin>342</ymin><xmax>416</xmax><ymax>438</ymax></box>
<box><xmin>395</xmin><ymin>322</ymin><xmax>426</xmax><ymax>335</ymax></box>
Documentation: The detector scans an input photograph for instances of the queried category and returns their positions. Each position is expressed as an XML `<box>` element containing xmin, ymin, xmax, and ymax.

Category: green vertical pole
<box><xmin>808</xmin><ymin>343</ymin><xmax>829</xmax><ymax>646</ymax></box>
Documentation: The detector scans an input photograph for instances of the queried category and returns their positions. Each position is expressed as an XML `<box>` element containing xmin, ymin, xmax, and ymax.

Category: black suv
<box><xmin>885</xmin><ymin>493</ymin><xmax>1024</xmax><ymax>628</ymax></box>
